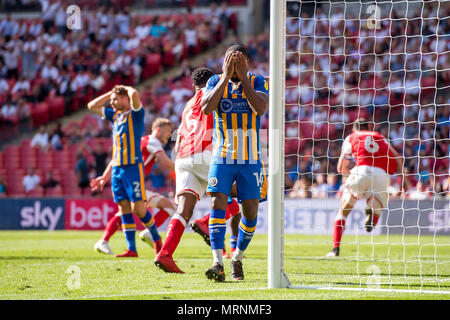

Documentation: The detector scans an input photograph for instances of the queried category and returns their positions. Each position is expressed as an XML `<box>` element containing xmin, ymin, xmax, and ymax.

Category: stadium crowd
<box><xmin>282</xmin><ymin>3</ymin><xmax>450</xmax><ymax>200</ymax></box>
<box><xmin>0</xmin><ymin>0</ymin><xmax>238</xmax><ymax>197</ymax></box>
<box><xmin>0</xmin><ymin>1</ymin><xmax>448</xmax><ymax>201</ymax></box>
<box><xmin>0</xmin><ymin>0</ymin><xmax>235</xmax><ymax>141</ymax></box>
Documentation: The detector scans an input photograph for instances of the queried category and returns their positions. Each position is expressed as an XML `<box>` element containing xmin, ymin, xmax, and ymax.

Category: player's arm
<box><xmin>235</xmin><ymin>52</ymin><xmax>268</xmax><ymax>116</ymax></box>
<box><xmin>337</xmin><ymin>153</ymin><xmax>352</xmax><ymax>175</ymax></box>
<box><xmin>87</xmin><ymin>90</ymin><xmax>112</xmax><ymax>116</ymax></box>
<box><xmin>155</xmin><ymin>151</ymin><xmax>175</xmax><ymax>171</ymax></box>
<box><xmin>123</xmin><ymin>86</ymin><xmax>142</xmax><ymax>110</ymax></box>
<box><xmin>201</xmin><ymin>51</ymin><xmax>234</xmax><ymax>115</ymax></box>
<box><xmin>338</xmin><ymin>136</ymin><xmax>353</xmax><ymax>175</ymax></box>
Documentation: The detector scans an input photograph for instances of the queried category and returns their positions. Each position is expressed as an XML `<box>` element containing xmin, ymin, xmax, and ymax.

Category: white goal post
<box><xmin>268</xmin><ymin>0</ymin><xmax>450</xmax><ymax>293</ymax></box>
<box><xmin>268</xmin><ymin>0</ymin><xmax>289</xmax><ymax>289</ymax></box>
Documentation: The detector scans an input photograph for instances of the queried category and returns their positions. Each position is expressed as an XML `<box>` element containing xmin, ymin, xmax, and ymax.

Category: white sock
<box><xmin>232</xmin><ymin>248</ymin><xmax>245</xmax><ymax>262</ymax></box>
<box><xmin>212</xmin><ymin>249</ymin><xmax>223</xmax><ymax>266</ymax></box>
<box><xmin>165</xmin><ymin>207</ymin><xmax>175</xmax><ymax>216</ymax></box>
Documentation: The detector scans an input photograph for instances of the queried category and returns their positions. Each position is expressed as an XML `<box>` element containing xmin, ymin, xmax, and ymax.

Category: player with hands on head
<box><xmin>201</xmin><ymin>45</ymin><xmax>269</xmax><ymax>281</ymax></box>
<box><xmin>87</xmin><ymin>85</ymin><xmax>164</xmax><ymax>258</ymax></box>
<box><xmin>91</xmin><ymin>118</ymin><xmax>176</xmax><ymax>256</ymax></box>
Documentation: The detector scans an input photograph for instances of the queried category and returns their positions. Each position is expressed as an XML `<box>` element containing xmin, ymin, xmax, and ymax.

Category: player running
<box><xmin>326</xmin><ymin>119</ymin><xmax>403</xmax><ymax>257</ymax></box>
<box><xmin>92</xmin><ymin>118</ymin><xmax>176</xmax><ymax>256</ymax></box>
<box><xmin>201</xmin><ymin>45</ymin><xmax>269</xmax><ymax>281</ymax></box>
<box><xmin>154</xmin><ymin>67</ymin><xmax>242</xmax><ymax>273</ymax></box>
<box><xmin>87</xmin><ymin>85</ymin><xmax>165</xmax><ymax>258</ymax></box>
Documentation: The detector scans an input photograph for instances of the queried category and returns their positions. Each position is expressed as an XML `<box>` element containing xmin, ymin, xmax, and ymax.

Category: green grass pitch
<box><xmin>0</xmin><ymin>231</ymin><xmax>449</xmax><ymax>300</ymax></box>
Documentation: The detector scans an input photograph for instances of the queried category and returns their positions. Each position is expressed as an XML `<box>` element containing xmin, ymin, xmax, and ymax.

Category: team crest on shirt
<box><xmin>220</xmin><ymin>99</ymin><xmax>233</xmax><ymax>113</ymax></box>
<box><xmin>208</xmin><ymin>177</ymin><xmax>218</xmax><ymax>187</ymax></box>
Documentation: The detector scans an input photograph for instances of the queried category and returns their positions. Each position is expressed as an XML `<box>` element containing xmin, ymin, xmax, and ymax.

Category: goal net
<box><xmin>268</xmin><ymin>0</ymin><xmax>450</xmax><ymax>293</ymax></box>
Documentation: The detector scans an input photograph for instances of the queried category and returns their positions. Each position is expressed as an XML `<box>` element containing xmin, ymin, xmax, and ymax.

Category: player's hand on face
<box><xmin>234</xmin><ymin>51</ymin><xmax>248</xmax><ymax>81</ymax></box>
<box><xmin>222</xmin><ymin>51</ymin><xmax>235</xmax><ymax>79</ymax></box>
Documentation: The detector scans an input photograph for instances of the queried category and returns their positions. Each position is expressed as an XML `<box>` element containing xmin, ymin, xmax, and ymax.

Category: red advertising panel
<box><xmin>65</xmin><ymin>199</ymin><xmax>145</xmax><ymax>230</ymax></box>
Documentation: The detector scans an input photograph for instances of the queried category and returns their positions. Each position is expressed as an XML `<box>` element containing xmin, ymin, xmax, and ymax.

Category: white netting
<box><xmin>282</xmin><ymin>0</ymin><xmax>450</xmax><ymax>292</ymax></box>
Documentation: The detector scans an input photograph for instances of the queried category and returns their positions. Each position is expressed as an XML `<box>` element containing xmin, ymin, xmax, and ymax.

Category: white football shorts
<box><xmin>145</xmin><ymin>189</ymin><xmax>165</xmax><ymax>208</ymax></box>
<box><xmin>174</xmin><ymin>150</ymin><xmax>212</xmax><ymax>203</ymax></box>
<box><xmin>343</xmin><ymin>165</ymin><xmax>389</xmax><ymax>208</ymax></box>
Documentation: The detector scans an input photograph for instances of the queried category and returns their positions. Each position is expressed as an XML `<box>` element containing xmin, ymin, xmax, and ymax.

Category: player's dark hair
<box><xmin>191</xmin><ymin>67</ymin><xmax>215</xmax><ymax>87</ymax></box>
<box><xmin>112</xmin><ymin>85</ymin><xmax>128</xmax><ymax>97</ymax></box>
<box><xmin>225</xmin><ymin>44</ymin><xmax>249</xmax><ymax>59</ymax></box>
<box><xmin>353</xmin><ymin>118</ymin><xmax>370</xmax><ymax>131</ymax></box>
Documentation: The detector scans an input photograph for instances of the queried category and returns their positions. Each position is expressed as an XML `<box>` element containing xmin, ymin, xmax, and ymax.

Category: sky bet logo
<box><xmin>20</xmin><ymin>201</ymin><xmax>63</xmax><ymax>231</ymax></box>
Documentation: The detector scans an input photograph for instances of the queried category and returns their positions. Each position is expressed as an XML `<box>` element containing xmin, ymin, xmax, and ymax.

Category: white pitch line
<box><xmin>48</xmin><ymin>287</ymin><xmax>269</xmax><ymax>300</ymax></box>
<box><xmin>0</xmin><ymin>258</ymin><xmax>212</xmax><ymax>268</ymax></box>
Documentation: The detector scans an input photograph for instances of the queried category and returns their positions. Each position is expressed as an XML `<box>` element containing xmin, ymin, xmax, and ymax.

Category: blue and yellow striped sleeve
<box><xmin>254</xmin><ymin>75</ymin><xmax>269</xmax><ymax>95</ymax></box>
<box><xmin>103</xmin><ymin>107</ymin><xmax>116</xmax><ymax>122</ymax></box>
<box><xmin>205</xmin><ymin>74</ymin><xmax>219</xmax><ymax>91</ymax></box>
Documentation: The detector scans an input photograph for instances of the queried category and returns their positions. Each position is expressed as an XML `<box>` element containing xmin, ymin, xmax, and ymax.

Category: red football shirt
<box><xmin>176</xmin><ymin>89</ymin><xmax>213</xmax><ymax>159</ymax></box>
<box><xmin>141</xmin><ymin>135</ymin><xmax>164</xmax><ymax>176</ymax></box>
<box><xmin>342</xmin><ymin>130</ymin><xmax>397</xmax><ymax>174</ymax></box>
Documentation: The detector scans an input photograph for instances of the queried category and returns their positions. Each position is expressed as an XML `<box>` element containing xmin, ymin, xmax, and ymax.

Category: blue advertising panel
<box><xmin>0</xmin><ymin>198</ymin><xmax>65</xmax><ymax>230</ymax></box>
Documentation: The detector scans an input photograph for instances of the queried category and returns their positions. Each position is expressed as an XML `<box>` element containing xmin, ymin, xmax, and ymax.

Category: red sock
<box><xmin>154</xmin><ymin>209</ymin><xmax>171</xmax><ymax>227</ymax></box>
<box><xmin>332</xmin><ymin>219</ymin><xmax>346</xmax><ymax>249</ymax></box>
<box><xmin>373</xmin><ymin>214</ymin><xmax>379</xmax><ymax>227</ymax></box>
<box><xmin>160</xmin><ymin>215</ymin><xmax>186</xmax><ymax>257</ymax></box>
<box><xmin>225</xmin><ymin>199</ymin><xmax>240</xmax><ymax>220</ymax></box>
<box><xmin>102</xmin><ymin>214</ymin><xmax>122</xmax><ymax>242</ymax></box>
<box><xmin>198</xmin><ymin>213</ymin><xmax>210</xmax><ymax>224</ymax></box>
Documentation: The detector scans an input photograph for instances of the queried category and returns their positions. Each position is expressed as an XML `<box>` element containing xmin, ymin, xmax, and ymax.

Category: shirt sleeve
<box><xmin>103</xmin><ymin>107</ymin><xmax>115</xmax><ymax>122</ymax></box>
<box><xmin>205</xmin><ymin>74</ymin><xmax>219</xmax><ymax>91</ymax></box>
<box><xmin>254</xmin><ymin>75</ymin><xmax>269</xmax><ymax>95</ymax></box>
<box><xmin>341</xmin><ymin>135</ymin><xmax>353</xmax><ymax>155</ymax></box>
<box><xmin>146</xmin><ymin>138</ymin><xmax>164</xmax><ymax>154</ymax></box>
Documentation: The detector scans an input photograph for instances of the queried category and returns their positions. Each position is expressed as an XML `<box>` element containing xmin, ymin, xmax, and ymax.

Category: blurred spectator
<box><xmin>12</xmin><ymin>76</ymin><xmax>30</xmax><ymax>94</ymax></box>
<box><xmin>75</xmin><ymin>151</ymin><xmax>90</xmax><ymax>190</ymax></box>
<box><xmin>311</xmin><ymin>174</ymin><xmax>328</xmax><ymax>198</ymax></box>
<box><xmin>0</xmin><ymin>42</ymin><xmax>19</xmax><ymax>79</ymax></box>
<box><xmin>17</xmin><ymin>98</ymin><xmax>31</xmax><ymax>122</ymax></box>
<box><xmin>92</xmin><ymin>144</ymin><xmax>109</xmax><ymax>177</ymax></box>
<box><xmin>443</xmin><ymin>177</ymin><xmax>450</xmax><ymax>199</ymax></box>
<box><xmin>30</xmin><ymin>126</ymin><xmax>49</xmax><ymax>150</ymax></box>
<box><xmin>184</xmin><ymin>23</ymin><xmax>198</xmax><ymax>57</ymax></box>
<box><xmin>50</xmin><ymin>126</ymin><xmax>63</xmax><ymax>150</ymax></box>
<box><xmin>23</xmin><ymin>167</ymin><xmax>41</xmax><ymax>193</ymax></box>
<box><xmin>288</xmin><ymin>176</ymin><xmax>312</xmax><ymax>199</ymax></box>
<box><xmin>95</xmin><ymin>121</ymin><xmax>112</xmax><ymax>138</ymax></box>
<box><xmin>170</xmin><ymin>81</ymin><xmax>193</xmax><ymax>105</ymax></box>
<box><xmin>149</xmin><ymin>165</ymin><xmax>166</xmax><ymax>190</ymax></box>
<box><xmin>0</xmin><ymin>175</ymin><xmax>7</xmax><ymax>196</ymax></box>
<box><xmin>0</xmin><ymin>77</ymin><xmax>9</xmax><ymax>94</ymax></box>
<box><xmin>1</xmin><ymin>96</ymin><xmax>17</xmax><ymax>125</ymax></box>
<box><xmin>407</xmin><ymin>180</ymin><xmax>430</xmax><ymax>200</ymax></box>
<box><xmin>41</xmin><ymin>170</ymin><xmax>60</xmax><ymax>192</ymax></box>
<box><xmin>68</xmin><ymin>125</ymin><xmax>83</xmax><ymax>144</ymax></box>
<box><xmin>326</xmin><ymin>175</ymin><xmax>340</xmax><ymax>198</ymax></box>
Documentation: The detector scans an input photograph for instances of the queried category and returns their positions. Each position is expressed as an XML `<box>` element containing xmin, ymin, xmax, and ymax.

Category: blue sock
<box><xmin>237</xmin><ymin>216</ymin><xmax>257</xmax><ymax>251</ymax></box>
<box><xmin>121</xmin><ymin>213</ymin><xmax>136</xmax><ymax>252</ymax></box>
<box><xmin>230</xmin><ymin>235</ymin><xmax>238</xmax><ymax>250</ymax></box>
<box><xmin>140</xmin><ymin>210</ymin><xmax>160</xmax><ymax>241</ymax></box>
<box><xmin>209</xmin><ymin>209</ymin><xmax>226</xmax><ymax>250</ymax></box>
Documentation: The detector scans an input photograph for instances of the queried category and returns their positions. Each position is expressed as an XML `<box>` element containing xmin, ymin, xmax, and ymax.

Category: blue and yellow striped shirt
<box><xmin>104</xmin><ymin>107</ymin><xmax>145</xmax><ymax>167</ymax></box>
<box><xmin>205</xmin><ymin>72</ymin><xmax>269</xmax><ymax>164</ymax></box>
